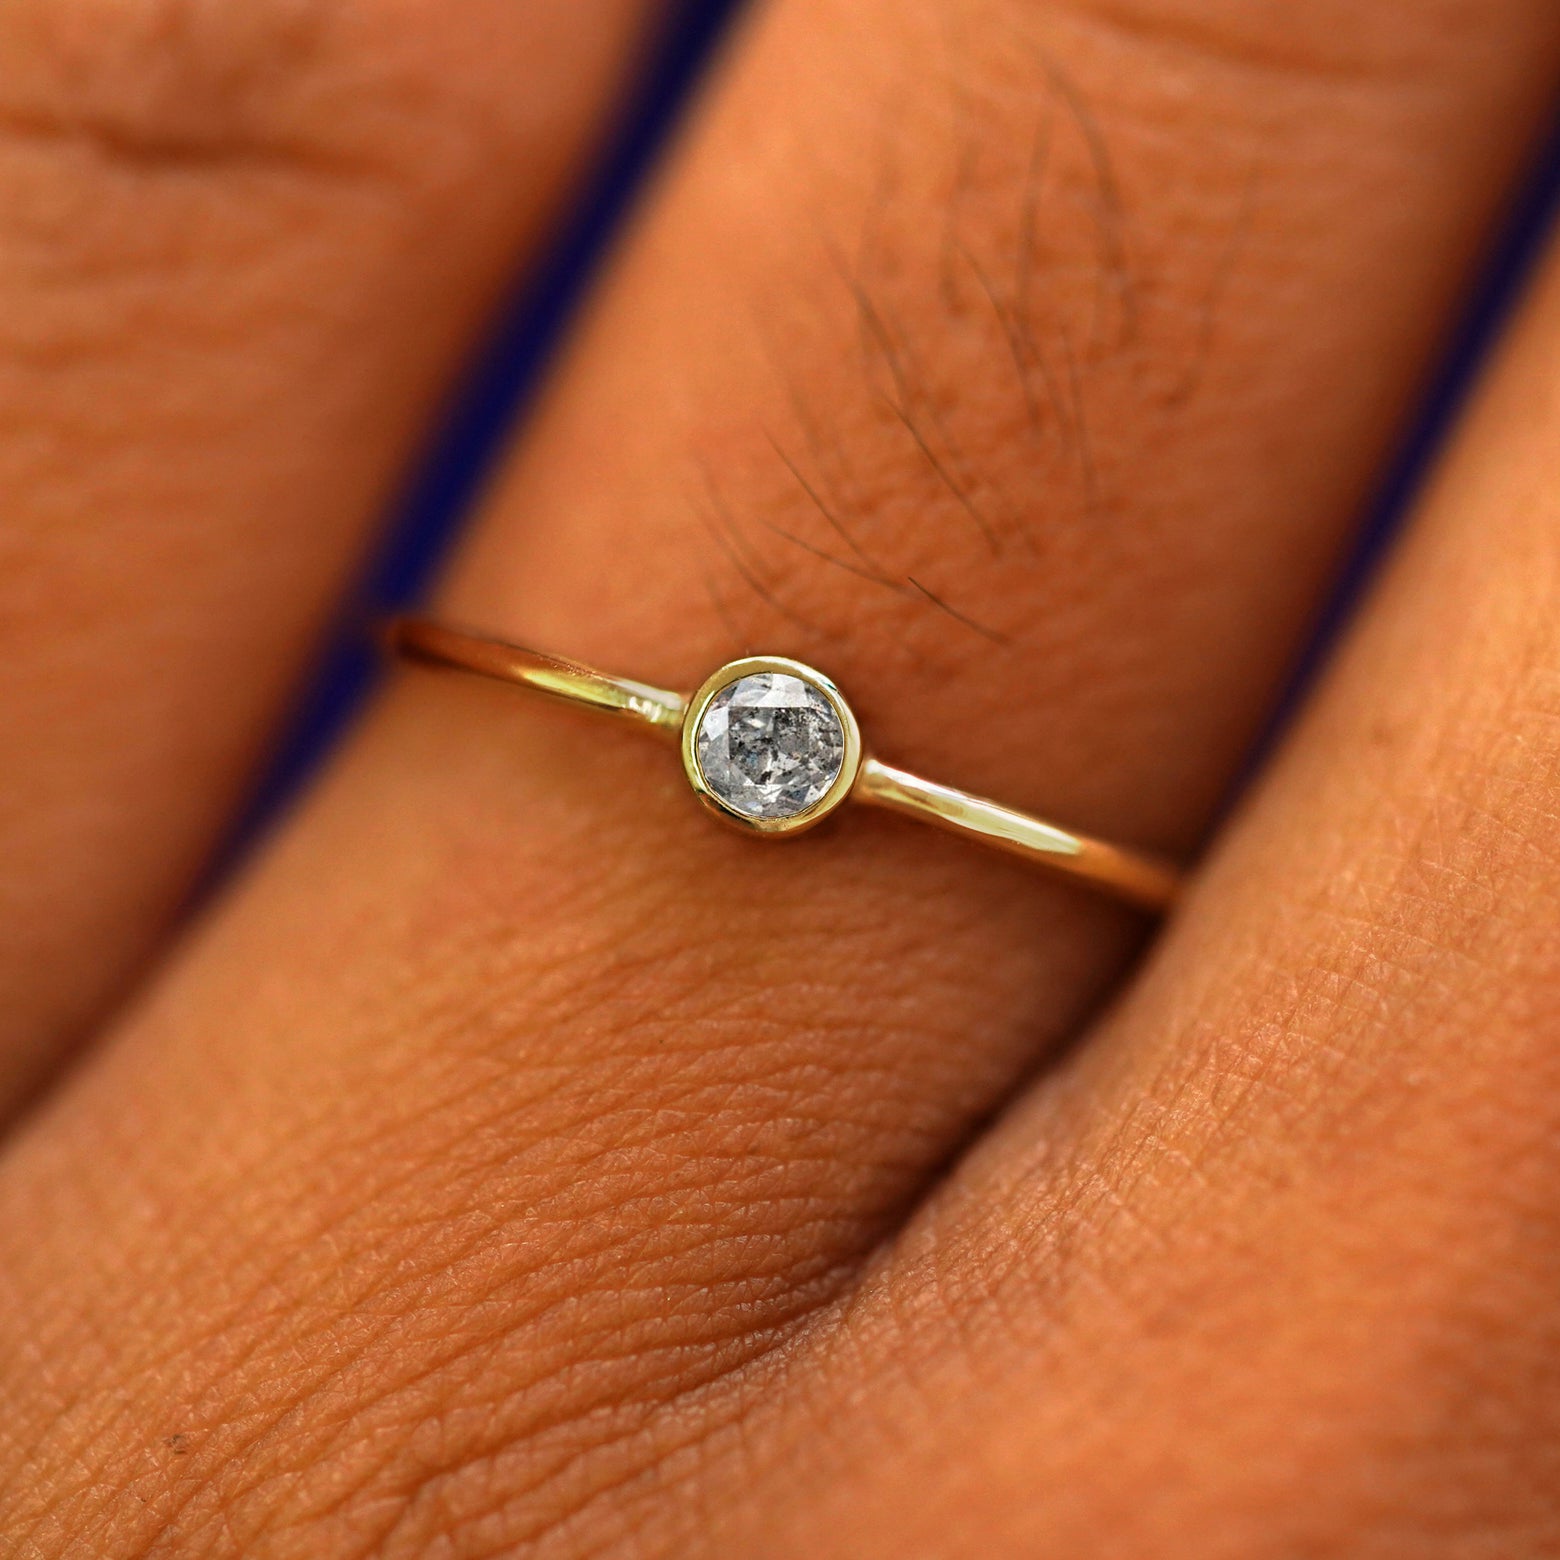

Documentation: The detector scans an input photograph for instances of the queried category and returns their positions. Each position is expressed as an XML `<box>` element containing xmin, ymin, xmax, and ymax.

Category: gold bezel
<box><xmin>680</xmin><ymin>656</ymin><xmax>863</xmax><ymax>837</ymax></box>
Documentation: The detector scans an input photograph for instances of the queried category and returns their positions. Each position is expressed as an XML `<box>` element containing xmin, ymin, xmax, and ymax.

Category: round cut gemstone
<box><xmin>695</xmin><ymin>672</ymin><xmax>846</xmax><ymax>820</ymax></box>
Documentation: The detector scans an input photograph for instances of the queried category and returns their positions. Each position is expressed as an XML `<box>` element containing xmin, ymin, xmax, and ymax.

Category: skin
<box><xmin>0</xmin><ymin>0</ymin><xmax>1558</xmax><ymax>1555</ymax></box>
<box><xmin>0</xmin><ymin>0</ymin><xmax>661</xmax><ymax>1112</ymax></box>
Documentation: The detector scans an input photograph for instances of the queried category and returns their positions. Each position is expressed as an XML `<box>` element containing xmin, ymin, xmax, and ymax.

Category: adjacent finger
<box><xmin>3</xmin><ymin>0</ymin><xmax>1560</xmax><ymax>1554</ymax></box>
<box><xmin>0</xmin><ymin>0</ymin><xmax>664</xmax><ymax>1113</ymax></box>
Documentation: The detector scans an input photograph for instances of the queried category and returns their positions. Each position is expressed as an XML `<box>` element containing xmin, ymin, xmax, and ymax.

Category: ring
<box><xmin>387</xmin><ymin>618</ymin><xmax>1182</xmax><ymax>913</ymax></box>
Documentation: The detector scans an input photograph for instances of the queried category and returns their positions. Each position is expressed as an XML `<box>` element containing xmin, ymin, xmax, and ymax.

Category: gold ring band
<box><xmin>387</xmin><ymin>618</ymin><xmax>1181</xmax><ymax>913</ymax></box>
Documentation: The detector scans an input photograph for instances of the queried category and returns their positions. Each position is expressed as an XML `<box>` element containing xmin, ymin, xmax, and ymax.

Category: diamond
<box><xmin>694</xmin><ymin>671</ymin><xmax>846</xmax><ymax>821</ymax></box>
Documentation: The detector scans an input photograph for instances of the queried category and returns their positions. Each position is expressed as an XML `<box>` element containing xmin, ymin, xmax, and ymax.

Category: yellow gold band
<box><xmin>387</xmin><ymin>617</ymin><xmax>1181</xmax><ymax>914</ymax></box>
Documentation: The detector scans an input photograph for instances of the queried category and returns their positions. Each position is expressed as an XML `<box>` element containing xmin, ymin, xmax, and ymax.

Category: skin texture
<box><xmin>1</xmin><ymin>0</ymin><xmax>1559</xmax><ymax>1556</ymax></box>
<box><xmin>688</xmin><ymin>245</ymin><xmax>1560</xmax><ymax>1560</ymax></box>
<box><xmin>0</xmin><ymin>0</ymin><xmax>662</xmax><ymax>1113</ymax></box>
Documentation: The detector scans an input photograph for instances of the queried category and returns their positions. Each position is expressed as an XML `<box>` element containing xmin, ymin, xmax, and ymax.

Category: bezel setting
<box><xmin>681</xmin><ymin>656</ymin><xmax>863</xmax><ymax>836</ymax></box>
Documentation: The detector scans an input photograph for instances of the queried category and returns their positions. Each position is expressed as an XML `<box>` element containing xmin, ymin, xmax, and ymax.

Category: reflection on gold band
<box><xmin>391</xmin><ymin>618</ymin><xmax>687</xmax><ymax>740</ymax></box>
<box><xmin>387</xmin><ymin>618</ymin><xmax>1181</xmax><ymax>914</ymax></box>
<box><xmin>853</xmin><ymin>760</ymin><xmax>1180</xmax><ymax>912</ymax></box>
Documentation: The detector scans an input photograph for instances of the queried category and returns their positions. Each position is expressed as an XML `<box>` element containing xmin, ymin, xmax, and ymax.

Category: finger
<box><xmin>0</xmin><ymin>0</ymin><xmax>665</xmax><ymax>1112</ymax></box>
<box><xmin>714</xmin><ymin>235</ymin><xmax>1560</xmax><ymax>1555</ymax></box>
<box><xmin>4</xmin><ymin>0</ymin><xmax>1560</xmax><ymax>1554</ymax></box>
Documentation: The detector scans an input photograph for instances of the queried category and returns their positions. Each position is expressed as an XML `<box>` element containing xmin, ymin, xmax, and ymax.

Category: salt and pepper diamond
<box><xmin>694</xmin><ymin>671</ymin><xmax>846</xmax><ymax>821</ymax></box>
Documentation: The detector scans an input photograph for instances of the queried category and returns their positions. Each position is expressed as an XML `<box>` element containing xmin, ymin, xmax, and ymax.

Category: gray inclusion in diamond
<box><xmin>695</xmin><ymin>672</ymin><xmax>845</xmax><ymax>820</ymax></box>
